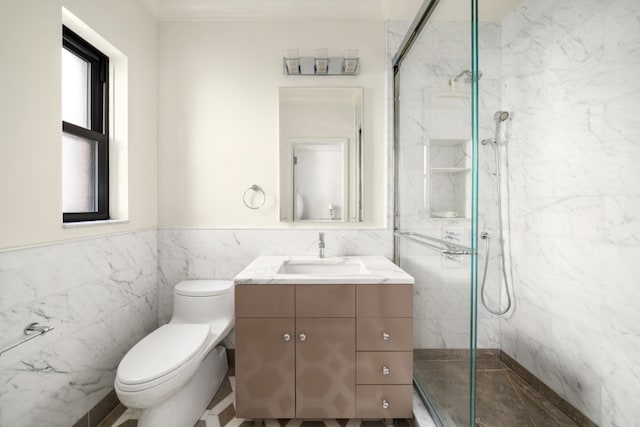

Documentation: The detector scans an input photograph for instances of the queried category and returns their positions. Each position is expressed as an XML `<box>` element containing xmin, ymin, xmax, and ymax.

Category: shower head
<box><xmin>494</xmin><ymin>111</ymin><xmax>509</xmax><ymax>122</ymax></box>
<box><xmin>451</xmin><ymin>70</ymin><xmax>483</xmax><ymax>85</ymax></box>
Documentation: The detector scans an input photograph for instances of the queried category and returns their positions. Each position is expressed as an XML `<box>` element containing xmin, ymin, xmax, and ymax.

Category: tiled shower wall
<box><xmin>500</xmin><ymin>0</ymin><xmax>640</xmax><ymax>425</ymax></box>
<box><xmin>388</xmin><ymin>20</ymin><xmax>503</xmax><ymax>349</ymax></box>
<box><xmin>0</xmin><ymin>230</ymin><xmax>158</xmax><ymax>427</ymax></box>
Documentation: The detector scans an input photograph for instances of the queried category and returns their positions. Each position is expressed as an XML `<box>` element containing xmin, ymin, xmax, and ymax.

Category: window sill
<box><xmin>62</xmin><ymin>219</ymin><xmax>129</xmax><ymax>229</ymax></box>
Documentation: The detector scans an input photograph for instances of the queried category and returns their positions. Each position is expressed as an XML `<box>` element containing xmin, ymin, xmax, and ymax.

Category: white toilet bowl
<box><xmin>115</xmin><ymin>280</ymin><xmax>234</xmax><ymax>427</ymax></box>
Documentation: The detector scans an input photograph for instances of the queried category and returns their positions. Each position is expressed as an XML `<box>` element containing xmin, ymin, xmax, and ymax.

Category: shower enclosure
<box><xmin>392</xmin><ymin>0</ymin><xmax>516</xmax><ymax>424</ymax></box>
<box><xmin>392</xmin><ymin>1</ymin><xmax>481</xmax><ymax>425</ymax></box>
<box><xmin>394</xmin><ymin>0</ymin><xmax>639</xmax><ymax>426</ymax></box>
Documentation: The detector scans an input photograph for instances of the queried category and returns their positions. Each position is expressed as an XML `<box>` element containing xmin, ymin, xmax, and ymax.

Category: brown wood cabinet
<box><xmin>235</xmin><ymin>283</ymin><xmax>412</xmax><ymax>420</ymax></box>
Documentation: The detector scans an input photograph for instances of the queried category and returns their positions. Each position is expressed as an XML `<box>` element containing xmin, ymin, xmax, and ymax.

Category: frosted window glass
<box><xmin>62</xmin><ymin>133</ymin><xmax>97</xmax><ymax>212</ymax></box>
<box><xmin>62</xmin><ymin>48</ymin><xmax>90</xmax><ymax>128</ymax></box>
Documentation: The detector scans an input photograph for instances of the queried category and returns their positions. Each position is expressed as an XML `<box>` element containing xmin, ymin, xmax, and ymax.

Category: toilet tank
<box><xmin>171</xmin><ymin>280</ymin><xmax>234</xmax><ymax>326</ymax></box>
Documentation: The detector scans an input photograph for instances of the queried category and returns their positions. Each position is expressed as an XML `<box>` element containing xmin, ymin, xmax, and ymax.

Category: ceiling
<box><xmin>139</xmin><ymin>0</ymin><xmax>522</xmax><ymax>22</ymax></box>
<box><xmin>140</xmin><ymin>0</ymin><xmax>424</xmax><ymax>21</ymax></box>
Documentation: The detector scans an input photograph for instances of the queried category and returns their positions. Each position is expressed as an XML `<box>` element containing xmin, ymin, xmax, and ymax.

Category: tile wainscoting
<box><xmin>0</xmin><ymin>230</ymin><xmax>158</xmax><ymax>427</ymax></box>
<box><xmin>157</xmin><ymin>229</ymin><xmax>393</xmax><ymax>325</ymax></box>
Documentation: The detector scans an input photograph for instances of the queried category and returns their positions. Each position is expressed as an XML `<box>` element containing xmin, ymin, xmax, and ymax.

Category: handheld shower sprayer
<box><xmin>482</xmin><ymin>111</ymin><xmax>510</xmax><ymax>145</ymax></box>
<box><xmin>480</xmin><ymin>110</ymin><xmax>514</xmax><ymax>316</ymax></box>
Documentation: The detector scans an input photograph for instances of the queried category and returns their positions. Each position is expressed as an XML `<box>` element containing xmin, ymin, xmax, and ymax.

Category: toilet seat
<box><xmin>174</xmin><ymin>279</ymin><xmax>234</xmax><ymax>297</ymax></box>
<box><xmin>116</xmin><ymin>324</ymin><xmax>210</xmax><ymax>392</ymax></box>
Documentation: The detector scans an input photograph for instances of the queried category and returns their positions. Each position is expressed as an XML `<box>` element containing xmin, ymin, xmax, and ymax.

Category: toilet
<box><xmin>115</xmin><ymin>280</ymin><xmax>234</xmax><ymax>427</ymax></box>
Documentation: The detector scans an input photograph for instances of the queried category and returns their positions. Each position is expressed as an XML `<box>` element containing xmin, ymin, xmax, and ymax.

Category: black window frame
<box><xmin>62</xmin><ymin>26</ymin><xmax>109</xmax><ymax>222</ymax></box>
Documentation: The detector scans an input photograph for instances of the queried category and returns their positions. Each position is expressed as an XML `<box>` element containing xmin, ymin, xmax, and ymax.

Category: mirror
<box><xmin>279</xmin><ymin>87</ymin><xmax>363</xmax><ymax>222</ymax></box>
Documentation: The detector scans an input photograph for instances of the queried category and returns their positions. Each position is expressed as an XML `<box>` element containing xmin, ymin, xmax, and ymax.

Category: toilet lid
<box><xmin>117</xmin><ymin>324</ymin><xmax>209</xmax><ymax>385</ymax></box>
<box><xmin>174</xmin><ymin>280</ymin><xmax>234</xmax><ymax>297</ymax></box>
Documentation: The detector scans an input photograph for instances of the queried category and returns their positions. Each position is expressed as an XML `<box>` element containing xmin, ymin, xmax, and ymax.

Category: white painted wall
<box><xmin>158</xmin><ymin>20</ymin><xmax>387</xmax><ymax>228</ymax></box>
<box><xmin>0</xmin><ymin>0</ymin><xmax>158</xmax><ymax>250</ymax></box>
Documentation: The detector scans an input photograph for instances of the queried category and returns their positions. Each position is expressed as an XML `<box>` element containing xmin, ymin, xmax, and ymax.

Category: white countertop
<box><xmin>233</xmin><ymin>255</ymin><xmax>415</xmax><ymax>285</ymax></box>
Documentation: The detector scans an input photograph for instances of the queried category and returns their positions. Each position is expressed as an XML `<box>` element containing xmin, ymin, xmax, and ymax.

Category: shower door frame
<box><xmin>391</xmin><ymin>0</ymin><xmax>480</xmax><ymax>425</ymax></box>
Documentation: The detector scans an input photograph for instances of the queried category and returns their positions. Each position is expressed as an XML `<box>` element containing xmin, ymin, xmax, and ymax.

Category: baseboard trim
<box><xmin>499</xmin><ymin>350</ymin><xmax>597</xmax><ymax>427</ymax></box>
<box><xmin>71</xmin><ymin>390</ymin><xmax>121</xmax><ymax>427</ymax></box>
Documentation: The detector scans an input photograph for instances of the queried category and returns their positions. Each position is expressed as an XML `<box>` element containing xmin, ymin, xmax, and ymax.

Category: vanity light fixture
<box><xmin>283</xmin><ymin>49</ymin><xmax>360</xmax><ymax>76</ymax></box>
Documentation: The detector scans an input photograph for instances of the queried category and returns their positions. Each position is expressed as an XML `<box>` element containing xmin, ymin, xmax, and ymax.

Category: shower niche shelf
<box><xmin>428</xmin><ymin>138</ymin><xmax>471</xmax><ymax>220</ymax></box>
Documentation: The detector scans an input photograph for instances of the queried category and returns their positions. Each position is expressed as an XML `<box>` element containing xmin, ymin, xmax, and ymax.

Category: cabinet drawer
<box><xmin>357</xmin><ymin>284</ymin><xmax>413</xmax><ymax>317</ymax></box>
<box><xmin>236</xmin><ymin>285</ymin><xmax>294</xmax><ymax>317</ymax></box>
<box><xmin>356</xmin><ymin>385</ymin><xmax>413</xmax><ymax>418</ymax></box>
<box><xmin>356</xmin><ymin>352</ymin><xmax>413</xmax><ymax>385</ymax></box>
<box><xmin>357</xmin><ymin>318</ymin><xmax>413</xmax><ymax>351</ymax></box>
<box><xmin>296</xmin><ymin>284</ymin><xmax>355</xmax><ymax>317</ymax></box>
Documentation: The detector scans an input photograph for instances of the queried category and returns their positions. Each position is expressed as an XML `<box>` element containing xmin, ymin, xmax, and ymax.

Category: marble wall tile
<box><xmin>157</xmin><ymin>228</ymin><xmax>393</xmax><ymax>324</ymax></box>
<box><xmin>0</xmin><ymin>230</ymin><xmax>158</xmax><ymax>427</ymax></box>
<box><xmin>501</xmin><ymin>0</ymin><xmax>640</xmax><ymax>425</ymax></box>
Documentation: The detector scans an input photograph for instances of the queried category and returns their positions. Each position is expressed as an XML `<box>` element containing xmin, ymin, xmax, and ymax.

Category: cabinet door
<box><xmin>235</xmin><ymin>318</ymin><xmax>295</xmax><ymax>418</ymax></box>
<box><xmin>296</xmin><ymin>318</ymin><xmax>356</xmax><ymax>419</ymax></box>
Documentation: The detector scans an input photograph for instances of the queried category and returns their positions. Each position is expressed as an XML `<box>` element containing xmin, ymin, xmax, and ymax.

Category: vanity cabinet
<box><xmin>235</xmin><ymin>283</ymin><xmax>413</xmax><ymax>420</ymax></box>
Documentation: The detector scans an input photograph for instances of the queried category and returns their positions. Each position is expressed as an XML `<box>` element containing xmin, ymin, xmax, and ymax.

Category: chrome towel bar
<box><xmin>0</xmin><ymin>322</ymin><xmax>55</xmax><ymax>357</ymax></box>
<box><xmin>394</xmin><ymin>231</ymin><xmax>474</xmax><ymax>256</ymax></box>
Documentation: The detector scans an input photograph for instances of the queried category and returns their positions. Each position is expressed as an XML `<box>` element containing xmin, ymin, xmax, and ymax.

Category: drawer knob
<box><xmin>283</xmin><ymin>333</ymin><xmax>291</xmax><ymax>342</ymax></box>
<box><xmin>382</xmin><ymin>332</ymin><xmax>390</xmax><ymax>341</ymax></box>
<box><xmin>299</xmin><ymin>332</ymin><xmax>307</xmax><ymax>342</ymax></box>
<box><xmin>382</xmin><ymin>366</ymin><xmax>390</xmax><ymax>376</ymax></box>
<box><xmin>382</xmin><ymin>399</ymin><xmax>390</xmax><ymax>409</ymax></box>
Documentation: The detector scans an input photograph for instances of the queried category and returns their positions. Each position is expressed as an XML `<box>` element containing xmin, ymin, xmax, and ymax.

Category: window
<box><xmin>62</xmin><ymin>26</ymin><xmax>109</xmax><ymax>222</ymax></box>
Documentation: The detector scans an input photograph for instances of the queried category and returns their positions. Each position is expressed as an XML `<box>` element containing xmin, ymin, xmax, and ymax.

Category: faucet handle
<box><xmin>318</xmin><ymin>232</ymin><xmax>325</xmax><ymax>258</ymax></box>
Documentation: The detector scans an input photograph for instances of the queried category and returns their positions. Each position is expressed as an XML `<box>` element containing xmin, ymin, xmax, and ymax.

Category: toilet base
<box><xmin>137</xmin><ymin>345</ymin><xmax>228</xmax><ymax>427</ymax></box>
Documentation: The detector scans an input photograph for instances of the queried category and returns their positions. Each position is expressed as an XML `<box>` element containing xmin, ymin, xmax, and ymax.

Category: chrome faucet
<box><xmin>318</xmin><ymin>232</ymin><xmax>325</xmax><ymax>258</ymax></box>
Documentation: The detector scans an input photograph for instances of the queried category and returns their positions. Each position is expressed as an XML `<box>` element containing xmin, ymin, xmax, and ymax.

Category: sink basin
<box><xmin>277</xmin><ymin>258</ymin><xmax>370</xmax><ymax>275</ymax></box>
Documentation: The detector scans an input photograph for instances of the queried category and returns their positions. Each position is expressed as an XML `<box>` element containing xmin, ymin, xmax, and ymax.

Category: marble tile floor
<box><xmin>414</xmin><ymin>359</ymin><xmax>579</xmax><ymax>427</ymax></box>
<box><xmin>101</xmin><ymin>372</ymin><xmax>412</xmax><ymax>427</ymax></box>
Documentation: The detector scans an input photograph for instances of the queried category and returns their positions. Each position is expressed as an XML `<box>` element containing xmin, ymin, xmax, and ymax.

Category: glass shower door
<box><xmin>393</xmin><ymin>0</ymin><xmax>479</xmax><ymax>425</ymax></box>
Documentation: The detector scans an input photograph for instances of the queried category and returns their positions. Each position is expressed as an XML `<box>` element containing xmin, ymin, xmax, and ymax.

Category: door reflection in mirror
<box><xmin>292</xmin><ymin>139</ymin><xmax>346</xmax><ymax>221</ymax></box>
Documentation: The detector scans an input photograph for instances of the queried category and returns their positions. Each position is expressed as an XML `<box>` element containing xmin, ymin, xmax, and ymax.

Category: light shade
<box><xmin>314</xmin><ymin>49</ymin><xmax>329</xmax><ymax>74</ymax></box>
<box><xmin>284</xmin><ymin>49</ymin><xmax>300</xmax><ymax>75</ymax></box>
<box><xmin>342</xmin><ymin>49</ymin><xmax>359</xmax><ymax>74</ymax></box>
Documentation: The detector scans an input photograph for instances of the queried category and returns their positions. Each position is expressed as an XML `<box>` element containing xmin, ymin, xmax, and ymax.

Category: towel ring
<box><xmin>243</xmin><ymin>185</ymin><xmax>266</xmax><ymax>210</ymax></box>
